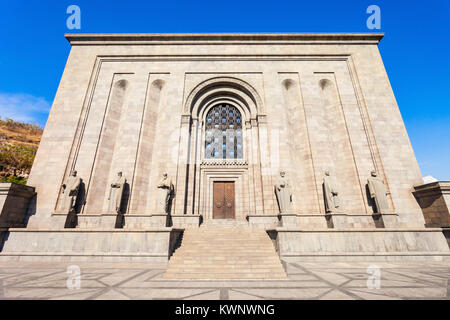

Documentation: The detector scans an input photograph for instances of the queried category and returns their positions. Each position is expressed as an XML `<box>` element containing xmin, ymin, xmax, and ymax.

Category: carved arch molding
<box><xmin>183</xmin><ymin>76</ymin><xmax>265</xmax><ymax>119</ymax></box>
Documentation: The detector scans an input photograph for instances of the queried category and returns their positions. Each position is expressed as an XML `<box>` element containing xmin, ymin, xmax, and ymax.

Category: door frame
<box><xmin>199</xmin><ymin>167</ymin><xmax>247</xmax><ymax>221</ymax></box>
<box><xmin>213</xmin><ymin>181</ymin><xmax>236</xmax><ymax>219</ymax></box>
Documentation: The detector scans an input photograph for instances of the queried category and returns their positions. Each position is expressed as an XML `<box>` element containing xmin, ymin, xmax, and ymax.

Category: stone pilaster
<box><xmin>173</xmin><ymin>115</ymin><xmax>191</xmax><ymax>215</ymax></box>
<box><xmin>257</xmin><ymin>115</ymin><xmax>277</xmax><ymax>214</ymax></box>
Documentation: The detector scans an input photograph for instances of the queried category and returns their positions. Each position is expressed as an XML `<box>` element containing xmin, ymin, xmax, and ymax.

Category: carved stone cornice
<box><xmin>66</xmin><ymin>33</ymin><xmax>384</xmax><ymax>45</ymax></box>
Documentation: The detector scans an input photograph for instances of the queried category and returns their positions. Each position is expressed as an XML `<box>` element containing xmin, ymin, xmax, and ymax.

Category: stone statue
<box><xmin>108</xmin><ymin>171</ymin><xmax>126</xmax><ymax>214</ymax></box>
<box><xmin>367</xmin><ymin>171</ymin><xmax>390</xmax><ymax>214</ymax></box>
<box><xmin>61</xmin><ymin>170</ymin><xmax>81</xmax><ymax>214</ymax></box>
<box><xmin>323</xmin><ymin>170</ymin><xmax>340</xmax><ymax>213</ymax></box>
<box><xmin>275</xmin><ymin>170</ymin><xmax>292</xmax><ymax>214</ymax></box>
<box><xmin>157</xmin><ymin>173</ymin><xmax>174</xmax><ymax>214</ymax></box>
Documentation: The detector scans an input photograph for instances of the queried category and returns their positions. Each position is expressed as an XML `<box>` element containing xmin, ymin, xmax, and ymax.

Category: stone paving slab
<box><xmin>0</xmin><ymin>260</ymin><xmax>448</xmax><ymax>300</ymax></box>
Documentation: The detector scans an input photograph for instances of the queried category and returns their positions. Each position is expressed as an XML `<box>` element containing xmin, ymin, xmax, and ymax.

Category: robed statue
<box><xmin>157</xmin><ymin>173</ymin><xmax>174</xmax><ymax>214</ymax></box>
<box><xmin>60</xmin><ymin>170</ymin><xmax>81</xmax><ymax>214</ymax></box>
<box><xmin>108</xmin><ymin>171</ymin><xmax>126</xmax><ymax>214</ymax></box>
<box><xmin>323</xmin><ymin>171</ymin><xmax>340</xmax><ymax>213</ymax></box>
<box><xmin>367</xmin><ymin>171</ymin><xmax>390</xmax><ymax>214</ymax></box>
<box><xmin>275</xmin><ymin>170</ymin><xmax>292</xmax><ymax>214</ymax></box>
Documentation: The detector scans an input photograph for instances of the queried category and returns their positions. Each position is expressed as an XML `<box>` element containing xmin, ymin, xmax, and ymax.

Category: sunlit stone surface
<box><xmin>0</xmin><ymin>34</ymin><xmax>448</xmax><ymax>268</ymax></box>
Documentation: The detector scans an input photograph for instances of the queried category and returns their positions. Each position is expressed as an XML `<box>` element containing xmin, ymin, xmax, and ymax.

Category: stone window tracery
<box><xmin>205</xmin><ymin>104</ymin><xmax>243</xmax><ymax>159</ymax></box>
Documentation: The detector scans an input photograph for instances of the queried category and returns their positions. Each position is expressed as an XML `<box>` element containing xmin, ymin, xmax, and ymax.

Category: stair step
<box><xmin>170</xmin><ymin>258</ymin><xmax>281</xmax><ymax>260</ymax></box>
<box><xmin>167</xmin><ymin>261</ymin><xmax>283</xmax><ymax>265</ymax></box>
<box><xmin>166</xmin><ymin>269</ymin><xmax>284</xmax><ymax>273</ymax></box>
<box><xmin>171</xmin><ymin>255</ymin><xmax>278</xmax><ymax>258</ymax></box>
<box><xmin>173</xmin><ymin>251</ymin><xmax>275</xmax><ymax>254</ymax></box>
<box><xmin>168</xmin><ymin>261</ymin><xmax>282</xmax><ymax>264</ymax></box>
<box><xmin>163</xmin><ymin>224</ymin><xmax>287</xmax><ymax>280</ymax></box>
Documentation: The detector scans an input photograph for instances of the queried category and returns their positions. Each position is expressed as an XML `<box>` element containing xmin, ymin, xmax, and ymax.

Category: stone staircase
<box><xmin>162</xmin><ymin>221</ymin><xmax>287</xmax><ymax>280</ymax></box>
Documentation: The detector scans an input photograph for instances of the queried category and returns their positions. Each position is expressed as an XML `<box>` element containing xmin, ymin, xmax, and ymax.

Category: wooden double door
<box><xmin>213</xmin><ymin>181</ymin><xmax>235</xmax><ymax>219</ymax></box>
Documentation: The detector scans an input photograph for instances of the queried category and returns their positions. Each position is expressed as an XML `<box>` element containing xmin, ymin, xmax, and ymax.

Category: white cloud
<box><xmin>423</xmin><ymin>176</ymin><xmax>438</xmax><ymax>184</ymax></box>
<box><xmin>0</xmin><ymin>92</ymin><xmax>51</xmax><ymax>126</ymax></box>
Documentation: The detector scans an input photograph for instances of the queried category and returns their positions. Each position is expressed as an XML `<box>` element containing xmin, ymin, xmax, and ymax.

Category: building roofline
<box><xmin>65</xmin><ymin>33</ymin><xmax>384</xmax><ymax>45</ymax></box>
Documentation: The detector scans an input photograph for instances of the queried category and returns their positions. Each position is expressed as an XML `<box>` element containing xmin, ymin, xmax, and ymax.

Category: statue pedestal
<box><xmin>51</xmin><ymin>213</ymin><xmax>72</xmax><ymax>228</ymax></box>
<box><xmin>170</xmin><ymin>214</ymin><xmax>201</xmax><ymax>228</ymax></box>
<box><xmin>151</xmin><ymin>214</ymin><xmax>169</xmax><ymax>227</ymax></box>
<box><xmin>100</xmin><ymin>214</ymin><xmax>122</xmax><ymax>228</ymax></box>
<box><xmin>373</xmin><ymin>213</ymin><xmax>399</xmax><ymax>228</ymax></box>
<box><xmin>122</xmin><ymin>214</ymin><xmax>152</xmax><ymax>229</ymax></box>
<box><xmin>280</xmin><ymin>213</ymin><xmax>297</xmax><ymax>227</ymax></box>
<box><xmin>53</xmin><ymin>213</ymin><xmax>122</xmax><ymax>229</ymax></box>
<box><xmin>122</xmin><ymin>214</ymin><xmax>170</xmax><ymax>229</ymax></box>
<box><xmin>247</xmin><ymin>214</ymin><xmax>280</xmax><ymax>228</ymax></box>
<box><xmin>76</xmin><ymin>214</ymin><xmax>103</xmax><ymax>229</ymax></box>
<box><xmin>325</xmin><ymin>213</ymin><xmax>348</xmax><ymax>228</ymax></box>
<box><xmin>296</xmin><ymin>214</ymin><xmax>330</xmax><ymax>229</ymax></box>
<box><xmin>123</xmin><ymin>214</ymin><xmax>169</xmax><ymax>228</ymax></box>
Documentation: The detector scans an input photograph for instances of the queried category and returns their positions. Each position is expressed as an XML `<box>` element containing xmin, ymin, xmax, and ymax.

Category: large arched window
<box><xmin>205</xmin><ymin>104</ymin><xmax>243</xmax><ymax>159</ymax></box>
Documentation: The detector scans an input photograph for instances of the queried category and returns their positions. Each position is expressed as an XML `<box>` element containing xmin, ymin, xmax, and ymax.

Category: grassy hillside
<box><xmin>0</xmin><ymin>118</ymin><xmax>43</xmax><ymax>185</ymax></box>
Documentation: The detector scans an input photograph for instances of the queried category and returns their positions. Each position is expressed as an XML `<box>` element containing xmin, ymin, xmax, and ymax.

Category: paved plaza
<box><xmin>0</xmin><ymin>260</ymin><xmax>448</xmax><ymax>300</ymax></box>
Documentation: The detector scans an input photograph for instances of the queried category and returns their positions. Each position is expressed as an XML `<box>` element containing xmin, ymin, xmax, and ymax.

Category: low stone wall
<box><xmin>270</xmin><ymin>227</ymin><xmax>450</xmax><ymax>261</ymax></box>
<box><xmin>0</xmin><ymin>183</ymin><xmax>35</xmax><ymax>228</ymax></box>
<box><xmin>171</xmin><ymin>214</ymin><xmax>202</xmax><ymax>228</ymax></box>
<box><xmin>413</xmin><ymin>182</ymin><xmax>450</xmax><ymax>227</ymax></box>
<box><xmin>247</xmin><ymin>215</ymin><xmax>280</xmax><ymax>228</ymax></box>
<box><xmin>0</xmin><ymin>228</ymin><xmax>183</xmax><ymax>262</ymax></box>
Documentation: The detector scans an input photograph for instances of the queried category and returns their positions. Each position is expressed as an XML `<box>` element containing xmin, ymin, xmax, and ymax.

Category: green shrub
<box><xmin>0</xmin><ymin>118</ymin><xmax>42</xmax><ymax>134</ymax></box>
<box><xmin>0</xmin><ymin>176</ymin><xmax>27</xmax><ymax>185</ymax></box>
<box><xmin>0</xmin><ymin>143</ymin><xmax>37</xmax><ymax>170</ymax></box>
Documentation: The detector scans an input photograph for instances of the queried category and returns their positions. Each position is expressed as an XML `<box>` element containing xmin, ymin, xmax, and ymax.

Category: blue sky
<box><xmin>1</xmin><ymin>1</ymin><xmax>449</xmax><ymax>179</ymax></box>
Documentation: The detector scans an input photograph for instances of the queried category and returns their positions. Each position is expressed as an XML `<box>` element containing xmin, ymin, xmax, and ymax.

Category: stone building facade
<box><xmin>0</xmin><ymin>33</ymin><xmax>448</xmax><ymax>262</ymax></box>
